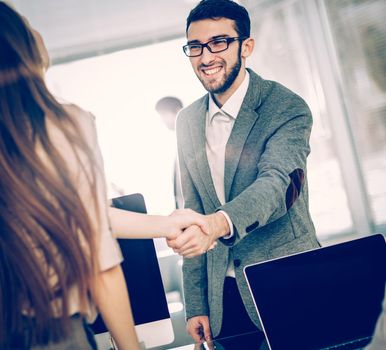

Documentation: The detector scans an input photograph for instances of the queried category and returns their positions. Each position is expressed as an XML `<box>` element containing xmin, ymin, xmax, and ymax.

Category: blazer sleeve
<box><xmin>176</xmin><ymin>115</ymin><xmax>209</xmax><ymax>318</ymax></box>
<box><xmin>220</xmin><ymin>110</ymin><xmax>312</xmax><ymax>246</ymax></box>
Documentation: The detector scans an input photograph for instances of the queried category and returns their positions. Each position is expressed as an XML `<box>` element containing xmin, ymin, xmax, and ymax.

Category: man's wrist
<box><xmin>211</xmin><ymin>212</ymin><xmax>230</xmax><ymax>239</ymax></box>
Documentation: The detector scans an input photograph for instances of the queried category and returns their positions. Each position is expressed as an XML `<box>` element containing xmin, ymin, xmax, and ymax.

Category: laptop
<box><xmin>244</xmin><ymin>234</ymin><xmax>386</xmax><ymax>350</ymax></box>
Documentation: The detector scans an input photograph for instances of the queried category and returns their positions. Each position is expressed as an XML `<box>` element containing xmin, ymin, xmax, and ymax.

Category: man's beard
<box><xmin>200</xmin><ymin>48</ymin><xmax>242</xmax><ymax>94</ymax></box>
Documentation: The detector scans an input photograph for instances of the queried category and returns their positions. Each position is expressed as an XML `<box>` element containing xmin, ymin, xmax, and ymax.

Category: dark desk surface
<box><xmin>168</xmin><ymin>331</ymin><xmax>269</xmax><ymax>350</ymax></box>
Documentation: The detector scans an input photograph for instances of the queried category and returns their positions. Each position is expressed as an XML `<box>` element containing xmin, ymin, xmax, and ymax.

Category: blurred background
<box><xmin>7</xmin><ymin>0</ymin><xmax>386</xmax><ymax>347</ymax></box>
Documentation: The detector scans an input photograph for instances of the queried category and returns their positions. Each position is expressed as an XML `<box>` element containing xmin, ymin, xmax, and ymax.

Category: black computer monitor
<box><xmin>91</xmin><ymin>193</ymin><xmax>174</xmax><ymax>348</ymax></box>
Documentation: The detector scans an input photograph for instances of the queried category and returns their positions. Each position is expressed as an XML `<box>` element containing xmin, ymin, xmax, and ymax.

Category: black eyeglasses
<box><xmin>183</xmin><ymin>37</ymin><xmax>246</xmax><ymax>57</ymax></box>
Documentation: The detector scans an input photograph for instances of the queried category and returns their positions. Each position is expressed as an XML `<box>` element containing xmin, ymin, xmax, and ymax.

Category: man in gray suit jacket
<box><xmin>167</xmin><ymin>0</ymin><xmax>320</xmax><ymax>345</ymax></box>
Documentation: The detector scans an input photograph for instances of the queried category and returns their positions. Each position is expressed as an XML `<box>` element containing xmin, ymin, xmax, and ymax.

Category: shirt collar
<box><xmin>208</xmin><ymin>70</ymin><xmax>250</xmax><ymax>124</ymax></box>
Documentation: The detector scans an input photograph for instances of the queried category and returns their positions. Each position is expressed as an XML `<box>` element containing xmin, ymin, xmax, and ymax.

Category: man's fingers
<box><xmin>176</xmin><ymin>239</ymin><xmax>210</xmax><ymax>257</ymax></box>
<box><xmin>203</xmin><ymin>327</ymin><xmax>212</xmax><ymax>343</ymax></box>
<box><xmin>173</xmin><ymin>233</ymin><xmax>194</xmax><ymax>250</ymax></box>
<box><xmin>173</xmin><ymin>235</ymin><xmax>202</xmax><ymax>254</ymax></box>
<box><xmin>189</xmin><ymin>331</ymin><xmax>203</xmax><ymax>344</ymax></box>
<box><xmin>178</xmin><ymin>239</ymin><xmax>216</xmax><ymax>257</ymax></box>
<box><xmin>201</xmin><ymin>318</ymin><xmax>212</xmax><ymax>343</ymax></box>
<box><xmin>171</xmin><ymin>225</ymin><xmax>216</xmax><ymax>257</ymax></box>
<box><xmin>172</xmin><ymin>226</ymin><xmax>202</xmax><ymax>250</ymax></box>
<box><xmin>187</xmin><ymin>320</ymin><xmax>205</xmax><ymax>343</ymax></box>
<box><xmin>181</xmin><ymin>248</ymin><xmax>205</xmax><ymax>258</ymax></box>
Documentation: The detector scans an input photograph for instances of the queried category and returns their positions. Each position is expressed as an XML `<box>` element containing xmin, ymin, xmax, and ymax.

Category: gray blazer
<box><xmin>176</xmin><ymin>69</ymin><xmax>320</xmax><ymax>337</ymax></box>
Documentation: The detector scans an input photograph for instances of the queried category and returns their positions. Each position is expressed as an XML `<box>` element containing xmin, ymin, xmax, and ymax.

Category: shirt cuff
<box><xmin>218</xmin><ymin>210</ymin><xmax>234</xmax><ymax>239</ymax></box>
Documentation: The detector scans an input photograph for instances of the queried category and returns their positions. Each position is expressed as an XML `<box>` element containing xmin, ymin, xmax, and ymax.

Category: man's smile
<box><xmin>201</xmin><ymin>65</ymin><xmax>223</xmax><ymax>76</ymax></box>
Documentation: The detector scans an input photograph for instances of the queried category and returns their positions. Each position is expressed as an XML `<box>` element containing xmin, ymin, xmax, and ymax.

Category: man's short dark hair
<box><xmin>186</xmin><ymin>0</ymin><xmax>250</xmax><ymax>38</ymax></box>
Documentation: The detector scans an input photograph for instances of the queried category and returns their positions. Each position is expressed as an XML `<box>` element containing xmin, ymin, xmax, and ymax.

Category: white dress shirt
<box><xmin>205</xmin><ymin>71</ymin><xmax>250</xmax><ymax>277</ymax></box>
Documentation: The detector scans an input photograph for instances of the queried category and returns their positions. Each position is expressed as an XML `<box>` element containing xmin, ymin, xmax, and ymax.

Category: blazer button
<box><xmin>234</xmin><ymin>259</ymin><xmax>241</xmax><ymax>267</ymax></box>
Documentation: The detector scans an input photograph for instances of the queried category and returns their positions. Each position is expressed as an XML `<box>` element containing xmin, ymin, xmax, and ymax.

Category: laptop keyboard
<box><xmin>322</xmin><ymin>336</ymin><xmax>372</xmax><ymax>350</ymax></box>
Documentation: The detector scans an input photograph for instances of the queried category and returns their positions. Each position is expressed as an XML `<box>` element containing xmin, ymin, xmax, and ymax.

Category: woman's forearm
<box><xmin>92</xmin><ymin>265</ymin><xmax>140</xmax><ymax>350</ymax></box>
<box><xmin>109</xmin><ymin>207</ymin><xmax>170</xmax><ymax>238</ymax></box>
<box><xmin>109</xmin><ymin>207</ymin><xmax>209</xmax><ymax>240</ymax></box>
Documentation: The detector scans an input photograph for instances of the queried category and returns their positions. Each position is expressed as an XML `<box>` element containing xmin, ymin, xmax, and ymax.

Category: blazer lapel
<box><xmin>188</xmin><ymin>95</ymin><xmax>221</xmax><ymax>208</ymax></box>
<box><xmin>224</xmin><ymin>70</ymin><xmax>262</xmax><ymax>201</ymax></box>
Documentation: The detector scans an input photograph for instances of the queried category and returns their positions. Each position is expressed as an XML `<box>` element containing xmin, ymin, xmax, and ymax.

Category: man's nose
<box><xmin>200</xmin><ymin>46</ymin><xmax>216</xmax><ymax>64</ymax></box>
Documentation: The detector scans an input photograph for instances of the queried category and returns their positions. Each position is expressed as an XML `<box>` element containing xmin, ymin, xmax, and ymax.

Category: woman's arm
<box><xmin>109</xmin><ymin>207</ymin><xmax>209</xmax><ymax>240</ymax></box>
<box><xmin>91</xmin><ymin>264</ymin><xmax>140</xmax><ymax>350</ymax></box>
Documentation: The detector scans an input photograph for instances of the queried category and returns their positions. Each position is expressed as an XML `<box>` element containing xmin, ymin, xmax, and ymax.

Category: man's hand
<box><xmin>167</xmin><ymin>225</ymin><xmax>213</xmax><ymax>258</ymax></box>
<box><xmin>165</xmin><ymin>209</ymin><xmax>210</xmax><ymax>240</ymax></box>
<box><xmin>167</xmin><ymin>212</ymin><xmax>230</xmax><ymax>258</ymax></box>
<box><xmin>187</xmin><ymin>315</ymin><xmax>212</xmax><ymax>344</ymax></box>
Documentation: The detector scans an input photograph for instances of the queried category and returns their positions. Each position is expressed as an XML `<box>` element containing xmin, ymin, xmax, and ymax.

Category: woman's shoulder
<box><xmin>60</xmin><ymin>101</ymin><xmax>97</xmax><ymax>141</ymax></box>
<box><xmin>60</xmin><ymin>101</ymin><xmax>95</xmax><ymax>124</ymax></box>
<box><xmin>46</xmin><ymin>98</ymin><xmax>98</xmax><ymax>150</ymax></box>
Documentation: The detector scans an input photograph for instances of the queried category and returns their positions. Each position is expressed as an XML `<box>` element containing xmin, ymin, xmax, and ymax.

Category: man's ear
<box><xmin>241</xmin><ymin>37</ymin><xmax>255</xmax><ymax>58</ymax></box>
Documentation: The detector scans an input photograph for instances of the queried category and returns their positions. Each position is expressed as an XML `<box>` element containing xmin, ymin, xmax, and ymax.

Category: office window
<box><xmin>247</xmin><ymin>1</ymin><xmax>354</xmax><ymax>238</ymax></box>
<box><xmin>46</xmin><ymin>38</ymin><xmax>204</xmax><ymax>217</ymax></box>
<box><xmin>46</xmin><ymin>0</ymin><xmax>385</xmax><ymax>242</ymax></box>
<box><xmin>324</xmin><ymin>0</ymin><xmax>386</xmax><ymax>229</ymax></box>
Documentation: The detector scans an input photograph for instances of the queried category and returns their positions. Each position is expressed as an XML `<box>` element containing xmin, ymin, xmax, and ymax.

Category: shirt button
<box><xmin>234</xmin><ymin>259</ymin><xmax>241</xmax><ymax>267</ymax></box>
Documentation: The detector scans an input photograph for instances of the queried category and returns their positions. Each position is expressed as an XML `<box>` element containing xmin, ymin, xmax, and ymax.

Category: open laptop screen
<box><xmin>244</xmin><ymin>234</ymin><xmax>386</xmax><ymax>350</ymax></box>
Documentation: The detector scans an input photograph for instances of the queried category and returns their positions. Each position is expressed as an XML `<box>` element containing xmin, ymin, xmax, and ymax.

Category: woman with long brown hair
<box><xmin>0</xmin><ymin>2</ymin><xmax>210</xmax><ymax>349</ymax></box>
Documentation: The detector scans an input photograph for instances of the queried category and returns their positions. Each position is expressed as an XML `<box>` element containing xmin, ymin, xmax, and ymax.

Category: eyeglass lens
<box><xmin>184</xmin><ymin>38</ymin><xmax>233</xmax><ymax>57</ymax></box>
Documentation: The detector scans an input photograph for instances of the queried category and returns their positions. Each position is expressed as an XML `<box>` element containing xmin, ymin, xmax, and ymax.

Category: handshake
<box><xmin>165</xmin><ymin>209</ymin><xmax>230</xmax><ymax>258</ymax></box>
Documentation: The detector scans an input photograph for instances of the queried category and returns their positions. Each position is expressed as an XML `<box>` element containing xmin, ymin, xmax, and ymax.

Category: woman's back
<box><xmin>0</xmin><ymin>3</ymin><xmax>119</xmax><ymax>348</ymax></box>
